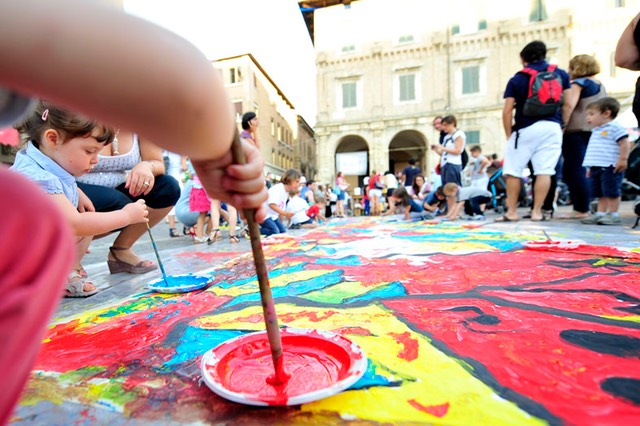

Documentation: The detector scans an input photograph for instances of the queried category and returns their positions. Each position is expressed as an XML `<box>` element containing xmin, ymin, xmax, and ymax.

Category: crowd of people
<box><xmin>1</xmin><ymin>0</ymin><xmax>638</xmax><ymax>422</ymax></box>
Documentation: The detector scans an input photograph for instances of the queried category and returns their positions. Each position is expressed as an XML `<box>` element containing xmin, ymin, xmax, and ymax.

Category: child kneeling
<box><xmin>10</xmin><ymin>102</ymin><xmax>149</xmax><ymax>297</ymax></box>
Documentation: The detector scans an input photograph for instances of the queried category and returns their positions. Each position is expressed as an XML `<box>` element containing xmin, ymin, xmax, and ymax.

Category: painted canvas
<box><xmin>12</xmin><ymin>219</ymin><xmax>640</xmax><ymax>425</ymax></box>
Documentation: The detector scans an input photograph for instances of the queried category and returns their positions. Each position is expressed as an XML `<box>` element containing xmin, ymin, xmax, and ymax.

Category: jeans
<box><xmin>562</xmin><ymin>131</ymin><xmax>591</xmax><ymax>213</ymax></box>
<box><xmin>464</xmin><ymin>195</ymin><xmax>492</xmax><ymax>215</ymax></box>
<box><xmin>260</xmin><ymin>217</ymin><xmax>287</xmax><ymax>237</ymax></box>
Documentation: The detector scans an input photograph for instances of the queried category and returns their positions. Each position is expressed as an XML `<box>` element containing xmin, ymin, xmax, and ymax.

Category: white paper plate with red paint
<box><xmin>201</xmin><ymin>328</ymin><xmax>367</xmax><ymax>406</ymax></box>
<box><xmin>522</xmin><ymin>239</ymin><xmax>584</xmax><ymax>251</ymax></box>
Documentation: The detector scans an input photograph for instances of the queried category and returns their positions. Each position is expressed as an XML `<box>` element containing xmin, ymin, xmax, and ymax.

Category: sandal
<box><xmin>75</xmin><ymin>265</ymin><xmax>88</xmax><ymax>279</ymax></box>
<box><xmin>193</xmin><ymin>236</ymin><xmax>208</xmax><ymax>244</ymax></box>
<box><xmin>207</xmin><ymin>229</ymin><xmax>222</xmax><ymax>245</ymax></box>
<box><xmin>229</xmin><ymin>235</ymin><xmax>240</xmax><ymax>244</ymax></box>
<box><xmin>65</xmin><ymin>272</ymin><xmax>98</xmax><ymax>298</ymax></box>
<box><xmin>108</xmin><ymin>246</ymin><xmax>157</xmax><ymax>274</ymax></box>
<box><xmin>169</xmin><ymin>228</ymin><xmax>179</xmax><ymax>238</ymax></box>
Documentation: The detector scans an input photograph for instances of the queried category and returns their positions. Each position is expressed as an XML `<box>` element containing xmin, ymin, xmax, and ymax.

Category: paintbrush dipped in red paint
<box><xmin>230</xmin><ymin>130</ymin><xmax>290</xmax><ymax>386</ymax></box>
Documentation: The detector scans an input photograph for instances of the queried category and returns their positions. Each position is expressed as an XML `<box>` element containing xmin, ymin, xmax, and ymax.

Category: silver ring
<box><xmin>143</xmin><ymin>181</ymin><xmax>150</xmax><ymax>186</ymax></box>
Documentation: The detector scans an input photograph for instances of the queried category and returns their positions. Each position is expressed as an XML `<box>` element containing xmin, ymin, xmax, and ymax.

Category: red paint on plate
<box><xmin>201</xmin><ymin>328</ymin><xmax>367</xmax><ymax>406</ymax></box>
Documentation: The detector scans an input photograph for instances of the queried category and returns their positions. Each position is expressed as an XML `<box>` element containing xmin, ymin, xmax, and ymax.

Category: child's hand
<box><xmin>77</xmin><ymin>188</ymin><xmax>95</xmax><ymax>213</ymax></box>
<box><xmin>614</xmin><ymin>159</ymin><xmax>628</xmax><ymax>173</ymax></box>
<box><xmin>123</xmin><ymin>199</ymin><xmax>149</xmax><ymax>224</ymax></box>
<box><xmin>191</xmin><ymin>138</ymin><xmax>268</xmax><ymax>222</ymax></box>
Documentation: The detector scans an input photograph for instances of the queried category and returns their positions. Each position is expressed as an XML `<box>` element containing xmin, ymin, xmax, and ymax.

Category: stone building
<box><xmin>213</xmin><ymin>53</ymin><xmax>316</xmax><ymax>180</ymax></box>
<box><xmin>312</xmin><ymin>0</ymin><xmax>640</xmax><ymax>187</ymax></box>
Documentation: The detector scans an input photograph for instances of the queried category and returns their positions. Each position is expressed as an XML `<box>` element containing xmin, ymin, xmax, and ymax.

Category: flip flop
<box><xmin>494</xmin><ymin>215</ymin><xmax>519</xmax><ymax>223</ymax></box>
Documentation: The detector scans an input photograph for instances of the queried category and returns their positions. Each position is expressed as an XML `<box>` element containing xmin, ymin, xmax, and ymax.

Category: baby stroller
<box><xmin>625</xmin><ymin>141</ymin><xmax>640</xmax><ymax>227</ymax></box>
<box><xmin>487</xmin><ymin>167</ymin><xmax>507</xmax><ymax>214</ymax></box>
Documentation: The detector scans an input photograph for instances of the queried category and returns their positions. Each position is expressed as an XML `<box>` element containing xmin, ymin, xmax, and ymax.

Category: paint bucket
<box><xmin>201</xmin><ymin>328</ymin><xmax>367</xmax><ymax>406</ymax></box>
<box><xmin>147</xmin><ymin>273</ymin><xmax>212</xmax><ymax>293</ymax></box>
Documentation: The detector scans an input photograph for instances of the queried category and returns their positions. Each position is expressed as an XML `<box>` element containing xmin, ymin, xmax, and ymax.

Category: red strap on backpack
<box><xmin>521</xmin><ymin>65</ymin><xmax>557</xmax><ymax>97</ymax></box>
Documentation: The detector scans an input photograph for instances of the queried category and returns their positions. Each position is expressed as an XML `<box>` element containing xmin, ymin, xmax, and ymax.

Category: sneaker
<box><xmin>597</xmin><ymin>215</ymin><xmax>622</xmax><ymax>225</ymax></box>
<box><xmin>473</xmin><ymin>214</ymin><xmax>486</xmax><ymax>221</ymax></box>
<box><xmin>580</xmin><ymin>214</ymin><xmax>603</xmax><ymax>224</ymax></box>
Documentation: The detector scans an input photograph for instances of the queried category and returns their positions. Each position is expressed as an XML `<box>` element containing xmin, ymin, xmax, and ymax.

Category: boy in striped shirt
<box><xmin>581</xmin><ymin>97</ymin><xmax>630</xmax><ymax>225</ymax></box>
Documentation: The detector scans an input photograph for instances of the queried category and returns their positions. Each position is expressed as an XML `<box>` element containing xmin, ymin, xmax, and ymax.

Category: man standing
<box><xmin>498</xmin><ymin>40</ymin><xmax>570</xmax><ymax>222</ymax></box>
<box><xmin>401</xmin><ymin>159</ymin><xmax>422</xmax><ymax>187</ymax></box>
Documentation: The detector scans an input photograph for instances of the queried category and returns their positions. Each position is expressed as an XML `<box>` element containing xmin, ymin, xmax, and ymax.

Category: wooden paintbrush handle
<box><xmin>231</xmin><ymin>130</ymin><xmax>287</xmax><ymax>383</ymax></box>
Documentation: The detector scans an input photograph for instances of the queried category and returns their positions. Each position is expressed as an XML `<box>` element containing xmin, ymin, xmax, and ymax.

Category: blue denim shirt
<box><xmin>10</xmin><ymin>141</ymin><xmax>79</xmax><ymax>207</ymax></box>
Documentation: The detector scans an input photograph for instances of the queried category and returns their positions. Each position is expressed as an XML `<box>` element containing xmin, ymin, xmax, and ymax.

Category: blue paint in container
<box><xmin>147</xmin><ymin>273</ymin><xmax>212</xmax><ymax>293</ymax></box>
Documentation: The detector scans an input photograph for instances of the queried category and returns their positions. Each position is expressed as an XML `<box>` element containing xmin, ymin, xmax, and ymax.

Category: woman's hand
<box><xmin>125</xmin><ymin>161</ymin><xmax>155</xmax><ymax>197</ymax></box>
<box><xmin>191</xmin><ymin>138</ymin><xmax>268</xmax><ymax>222</ymax></box>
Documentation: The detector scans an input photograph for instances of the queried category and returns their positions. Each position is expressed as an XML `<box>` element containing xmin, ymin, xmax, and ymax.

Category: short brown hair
<box><xmin>281</xmin><ymin>168</ymin><xmax>302</xmax><ymax>185</ymax></box>
<box><xmin>587</xmin><ymin>97</ymin><xmax>620</xmax><ymax>119</ymax></box>
<box><xmin>16</xmin><ymin>100</ymin><xmax>114</xmax><ymax>148</ymax></box>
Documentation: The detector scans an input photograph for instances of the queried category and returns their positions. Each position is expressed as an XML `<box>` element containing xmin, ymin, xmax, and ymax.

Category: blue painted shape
<box><xmin>315</xmin><ymin>255</ymin><xmax>362</xmax><ymax>266</ymax></box>
<box><xmin>349</xmin><ymin>359</ymin><xmax>395</xmax><ymax>389</ymax></box>
<box><xmin>225</xmin><ymin>270</ymin><xmax>344</xmax><ymax>307</ymax></box>
<box><xmin>344</xmin><ymin>281</ymin><xmax>406</xmax><ymax>303</ymax></box>
<box><xmin>162</xmin><ymin>327</ymin><xmax>246</xmax><ymax>369</ymax></box>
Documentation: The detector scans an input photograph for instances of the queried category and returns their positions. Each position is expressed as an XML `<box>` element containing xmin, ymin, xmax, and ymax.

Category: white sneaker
<box><xmin>597</xmin><ymin>215</ymin><xmax>622</xmax><ymax>225</ymax></box>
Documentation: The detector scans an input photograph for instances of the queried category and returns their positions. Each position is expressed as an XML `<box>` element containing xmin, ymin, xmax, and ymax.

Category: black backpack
<box><xmin>520</xmin><ymin>64</ymin><xmax>563</xmax><ymax>117</ymax></box>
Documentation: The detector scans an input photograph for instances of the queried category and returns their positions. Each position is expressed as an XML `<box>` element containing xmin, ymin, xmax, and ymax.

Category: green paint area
<box><xmin>301</xmin><ymin>280</ymin><xmax>374</xmax><ymax>303</ymax></box>
<box><xmin>59</xmin><ymin>366</ymin><xmax>107</xmax><ymax>382</ymax></box>
<box><xmin>87</xmin><ymin>380</ymin><xmax>137</xmax><ymax>407</ymax></box>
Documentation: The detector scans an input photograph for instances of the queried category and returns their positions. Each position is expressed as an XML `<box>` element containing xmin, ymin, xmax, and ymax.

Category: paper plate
<box><xmin>147</xmin><ymin>273</ymin><xmax>211</xmax><ymax>293</ymax></box>
<box><xmin>201</xmin><ymin>328</ymin><xmax>367</xmax><ymax>406</ymax></box>
<box><xmin>522</xmin><ymin>239</ymin><xmax>584</xmax><ymax>251</ymax></box>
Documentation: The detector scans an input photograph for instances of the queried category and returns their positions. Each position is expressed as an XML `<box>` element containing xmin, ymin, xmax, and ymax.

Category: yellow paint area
<box><xmin>194</xmin><ymin>304</ymin><xmax>544</xmax><ymax>425</ymax></box>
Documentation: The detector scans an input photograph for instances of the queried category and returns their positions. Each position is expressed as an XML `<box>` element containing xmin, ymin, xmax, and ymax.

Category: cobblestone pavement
<box><xmin>56</xmin><ymin>201</ymin><xmax>640</xmax><ymax>318</ymax></box>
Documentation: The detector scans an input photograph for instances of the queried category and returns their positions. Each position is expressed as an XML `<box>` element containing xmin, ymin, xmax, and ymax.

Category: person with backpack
<box><xmin>497</xmin><ymin>40</ymin><xmax>570</xmax><ymax>222</ymax></box>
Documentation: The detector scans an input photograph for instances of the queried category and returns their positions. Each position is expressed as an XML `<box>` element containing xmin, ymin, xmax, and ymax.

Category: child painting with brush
<box><xmin>10</xmin><ymin>102</ymin><xmax>150</xmax><ymax>297</ymax></box>
<box><xmin>1</xmin><ymin>0</ymin><xmax>268</xmax><ymax>422</ymax></box>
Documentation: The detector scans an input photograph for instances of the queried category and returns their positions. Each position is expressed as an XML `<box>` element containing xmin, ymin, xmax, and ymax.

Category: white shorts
<box><xmin>369</xmin><ymin>188</ymin><xmax>383</xmax><ymax>199</ymax></box>
<box><xmin>502</xmin><ymin>120</ymin><xmax>561</xmax><ymax>177</ymax></box>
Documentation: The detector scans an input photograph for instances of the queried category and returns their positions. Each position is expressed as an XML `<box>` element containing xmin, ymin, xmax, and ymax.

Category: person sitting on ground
<box><xmin>383</xmin><ymin>186</ymin><xmax>425</xmax><ymax>221</ymax></box>
<box><xmin>260</xmin><ymin>168</ymin><xmax>301</xmax><ymax>236</ymax></box>
<box><xmin>410</xmin><ymin>174</ymin><xmax>431</xmax><ymax>201</ymax></box>
<box><xmin>10</xmin><ymin>102</ymin><xmax>149</xmax><ymax>296</ymax></box>
<box><xmin>442</xmin><ymin>182</ymin><xmax>492</xmax><ymax>221</ymax></box>
<box><xmin>422</xmin><ymin>186</ymin><xmax>446</xmax><ymax>217</ymax></box>
<box><xmin>76</xmin><ymin>128</ymin><xmax>180</xmax><ymax>274</ymax></box>
<box><xmin>580</xmin><ymin>97</ymin><xmax>630</xmax><ymax>225</ymax></box>
<box><xmin>307</xmin><ymin>195</ymin><xmax>327</xmax><ymax>224</ymax></box>
<box><xmin>286</xmin><ymin>188</ymin><xmax>318</xmax><ymax>229</ymax></box>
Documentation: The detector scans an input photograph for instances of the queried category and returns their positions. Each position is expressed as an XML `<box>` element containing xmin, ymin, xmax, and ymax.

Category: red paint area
<box><xmin>203</xmin><ymin>330</ymin><xmax>364</xmax><ymax>405</ymax></box>
<box><xmin>35</xmin><ymin>292</ymin><xmax>230</xmax><ymax>374</ymax></box>
<box><xmin>385</xmin><ymin>297</ymin><xmax>640</xmax><ymax>424</ymax></box>
<box><xmin>483</xmin><ymin>273</ymin><xmax>640</xmax><ymax>321</ymax></box>
<box><xmin>389</xmin><ymin>332</ymin><xmax>419</xmax><ymax>361</ymax></box>
<box><xmin>408</xmin><ymin>399</ymin><xmax>450</xmax><ymax>417</ymax></box>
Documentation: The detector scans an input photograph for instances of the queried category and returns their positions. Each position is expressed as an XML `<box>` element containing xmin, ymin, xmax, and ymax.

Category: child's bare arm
<box><xmin>1</xmin><ymin>0</ymin><xmax>267</xmax><ymax>221</ymax></box>
<box><xmin>615</xmin><ymin>137</ymin><xmax>631</xmax><ymax>173</ymax></box>
<box><xmin>49</xmin><ymin>195</ymin><xmax>148</xmax><ymax>237</ymax></box>
<box><xmin>446</xmin><ymin>201</ymin><xmax>464</xmax><ymax>220</ymax></box>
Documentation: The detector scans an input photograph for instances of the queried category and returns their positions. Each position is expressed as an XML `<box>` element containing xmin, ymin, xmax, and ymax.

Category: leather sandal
<box><xmin>207</xmin><ymin>229</ymin><xmax>222</xmax><ymax>245</ymax></box>
<box><xmin>108</xmin><ymin>246</ymin><xmax>157</xmax><ymax>274</ymax></box>
<box><xmin>229</xmin><ymin>234</ymin><xmax>240</xmax><ymax>244</ymax></box>
<box><xmin>65</xmin><ymin>272</ymin><xmax>98</xmax><ymax>298</ymax></box>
